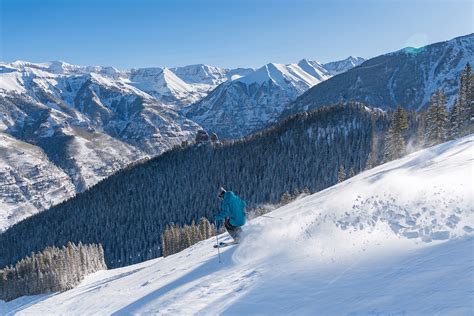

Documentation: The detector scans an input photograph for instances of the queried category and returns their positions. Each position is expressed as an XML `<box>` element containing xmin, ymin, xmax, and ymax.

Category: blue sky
<box><xmin>1</xmin><ymin>0</ymin><xmax>472</xmax><ymax>69</ymax></box>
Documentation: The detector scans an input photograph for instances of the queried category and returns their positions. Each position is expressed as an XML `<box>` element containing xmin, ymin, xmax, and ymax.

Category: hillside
<box><xmin>2</xmin><ymin>135</ymin><xmax>472</xmax><ymax>315</ymax></box>
<box><xmin>283</xmin><ymin>33</ymin><xmax>474</xmax><ymax>118</ymax></box>
<box><xmin>0</xmin><ymin>103</ymin><xmax>392</xmax><ymax>269</ymax></box>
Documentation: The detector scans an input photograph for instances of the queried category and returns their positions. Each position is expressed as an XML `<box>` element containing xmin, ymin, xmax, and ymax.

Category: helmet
<box><xmin>218</xmin><ymin>187</ymin><xmax>226</xmax><ymax>199</ymax></box>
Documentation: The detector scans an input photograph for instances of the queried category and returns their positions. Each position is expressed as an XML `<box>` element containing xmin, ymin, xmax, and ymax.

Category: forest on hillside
<box><xmin>0</xmin><ymin>103</ymin><xmax>394</xmax><ymax>268</ymax></box>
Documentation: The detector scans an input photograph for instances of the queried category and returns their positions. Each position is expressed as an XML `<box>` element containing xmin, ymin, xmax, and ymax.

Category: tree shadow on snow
<box><xmin>3</xmin><ymin>293</ymin><xmax>58</xmax><ymax>316</ymax></box>
<box><xmin>111</xmin><ymin>247</ymin><xmax>238</xmax><ymax>315</ymax></box>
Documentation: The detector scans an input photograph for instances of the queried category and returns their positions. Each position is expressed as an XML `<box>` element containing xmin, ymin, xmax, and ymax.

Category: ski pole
<box><xmin>214</xmin><ymin>220</ymin><xmax>222</xmax><ymax>264</ymax></box>
<box><xmin>260</xmin><ymin>214</ymin><xmax>283</xmax><ymax>220</ymax></box>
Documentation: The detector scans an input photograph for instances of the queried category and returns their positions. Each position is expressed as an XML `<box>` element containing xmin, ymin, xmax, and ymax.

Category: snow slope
<box><xmin>3</xmin><ymin>135</ymin><xmax>473</xmax><ymax>315</ymax></box>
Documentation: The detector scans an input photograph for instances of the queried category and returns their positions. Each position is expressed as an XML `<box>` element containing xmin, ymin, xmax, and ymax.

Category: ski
<box><xmin>213</xmin><ymin>241</ymin><xmax>239</xmax><ymax>248</ymax></box>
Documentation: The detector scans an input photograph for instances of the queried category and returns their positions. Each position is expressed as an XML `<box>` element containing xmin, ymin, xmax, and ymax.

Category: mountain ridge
<box><xmin>282</xmin><ymin>33</ymin><xmax>474</xmax><ymax>118</ymax></box>
<box><xmin>183</xmin><ymin>57</ymin><xmax>364</xmax><ymax>139</ymax></box>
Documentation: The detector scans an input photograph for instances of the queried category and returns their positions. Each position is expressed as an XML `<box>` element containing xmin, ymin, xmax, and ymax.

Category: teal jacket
<box><xmin>215</xmin><ymin>191</ymin><xmax>246</xmax><ymax>227</ymax></box>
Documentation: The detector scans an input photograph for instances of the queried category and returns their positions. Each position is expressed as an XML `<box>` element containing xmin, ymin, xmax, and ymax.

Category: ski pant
<box><xmin>224</xmin><ymin>218</ymin><xmax>242</xmax><ymax>242</ymax></box>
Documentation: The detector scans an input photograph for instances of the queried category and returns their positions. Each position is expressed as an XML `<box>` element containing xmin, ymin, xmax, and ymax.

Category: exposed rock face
<box><xmin>195</xmin><ymin>130</ymin><xmax>210</xmax><ymax>143</ymax></box>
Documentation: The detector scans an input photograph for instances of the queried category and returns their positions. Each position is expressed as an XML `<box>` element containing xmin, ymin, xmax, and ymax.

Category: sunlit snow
<box><xmin>2</xmin><ymin>135</ymin><xmax>473</xmax><ymax>315</ymax></box>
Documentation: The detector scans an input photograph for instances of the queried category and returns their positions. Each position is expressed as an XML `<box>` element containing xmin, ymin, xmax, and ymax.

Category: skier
<box><xmin>214</xmin><ymin>187</ymin><xmax>246</xmax><ymax>245</ymax></box>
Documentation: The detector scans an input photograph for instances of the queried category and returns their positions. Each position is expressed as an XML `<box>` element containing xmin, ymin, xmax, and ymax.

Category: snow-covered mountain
<box><xmin>128</xmin><ymin>67</ymin><xmax>202</xmax><ymax>107</ymax></box>
<box><xmin>170</xmin><ymin>64</ymin><xmax>254</xmax><ymax>87</ymax></box>
<box><xmin>323</xmin><ymin>56</ymin><xmax>365</xmax><ymax>75</ymax></box>
<box><xmin>3</xmin><ymin>135</ymin><xmax>472</xmax><ymax>314</ymax></box>
<box><xmin>0</xmin><ymin>61</ymin><xmax>202</xmax><ymax>230</ymax></box>
<box><xmin>184</xmin><ymin>60</ymin><xmax>335</xmax><ymax>139</ymax></box>
<box><xmin>0</xmin><ymin>132</ymin><xmax>76</xmax><ymax>232</ymax></box>
<box><xmin>128</xmin><ymin>65</ymin><xmax>255</xmax><ymax>108</ymax></box>
<box><xmin>284</xmin><ymin>33</ymin><xmax>474</xmax><ymax>118</ymax></box>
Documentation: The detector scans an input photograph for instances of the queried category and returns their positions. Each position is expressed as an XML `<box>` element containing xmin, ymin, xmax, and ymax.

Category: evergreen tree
<box><xmin>348</xmin><ymin>168</ymin><xmax>355</xmax><ymax>178</ymax></box>
<box><xmin>292</xmin><ymin>188</ymin><xmax>301</xmax><ymax>199</ymax></box>
<box><xmin>449</xmin><ymin>99</ymin><xmax>463</xmax><ymax>139</ymax></box>
<box><xmin>457</xmin><ymin>63</ymin><xmax>473</xmax><ymax>137</ymax></box>
<box><xmin>161</xmin><ymin>217</ymin><xmax>216</xmax><ymax>257</ymax></box>
<box><xmin>0</xmin><ymin>243</ymin><xmax>106</xmax><ymax>302</ymax></box>
<box><xmin>425</xmin><ymin>90</ymin><xmax>448</xmax><ymax>146</ymax></box>
<box><xmin>366</xmin><ymin>114</ymin><xmax>381</xmax><ymax>170</ymax></box>
<box><xmin>384</xmin><ymin>107</ymin><xmax>408</xmax><ymax>162</ymax></box>
<box><xmin>280</xmin><ymin>191</ymin><xmax>291</xmax><ymax>205</ymax></box>
<box><xmin>338</xmin><ymin>165</ymin><xmax>345</xmax><ymax>183</ymax></box>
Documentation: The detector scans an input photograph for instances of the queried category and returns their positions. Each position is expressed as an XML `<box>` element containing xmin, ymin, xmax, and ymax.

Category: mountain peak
<box><xmin>323</xmin><ymin>56</ymin><xmax>365</xmax><ymax>75</ymax></box>
<box><xmin>234</xmin><ymin>62</ymin><xmax>284</xmax><ymax>85</ymax></box>
<box><xmin>297</xmin><ymin>59</ymin><xmax>331</xmax><ymax>81</ymax></box>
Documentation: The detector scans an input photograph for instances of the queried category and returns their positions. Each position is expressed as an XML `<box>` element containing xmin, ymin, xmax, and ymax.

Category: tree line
<box><xmin>384</xmin><ymin>63</ymin><xmax>473</xmax><ymax>162</ymax></box>
<box><xmin>0</xmin><ymin>242</ymin><xmax>106</xmax><ymax>302</ymax></box>
<box><xmin>161</xmin><ymin>217</ymin><xmax>216</xmax><ymax>257</ymax></box>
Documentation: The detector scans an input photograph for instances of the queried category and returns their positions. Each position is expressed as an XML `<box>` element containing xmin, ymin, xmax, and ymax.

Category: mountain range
<box><xmin>0</xmin><ymin>56</ymin><xmax>362</xmax><ymax>230</ymax></box>
<box><xmin>183</xmin><ymin>59</ymin><xmax>342</xmax><ymax>139</ymax></box>
<box><xmin>1</xmin><ymin>33</ymin><xmax>472</xmax><ymax>232</ymax></box>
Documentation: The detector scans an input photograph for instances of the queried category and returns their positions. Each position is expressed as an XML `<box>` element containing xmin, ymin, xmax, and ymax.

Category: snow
<box><xmin>236</xmin><ymin>62</ymin><xmax>323</xmax><ymax>89</ymax></box>
<box><xmin>297</xmin><ymin>58</ymin><xmax>332</xmax><ymax>81</ymax></box>
<box><xmin>2</xmin><ymin>135</ymin><xmax>473</xmax><ymax>314</ymax></box>
<box><xmin>185</xmin><ymin>58</ymin><xmax>364</xmax><ymax>139</ymax></box>
<box><xmin>0</xmin><ymin>133</ymin><xmax>76</xmax><ymax>231</ymax></box>
<box><xmin>170</xmin><ymin>64</ymin><xmax>229</xmax><ymax>86</ymax></box>
<box><xmin>323</xmin><ymin>56</ymin><xmax>365</xmax><ymax>75</ymax></box>
<box><xmin>129</xmin><ymin>67</ymin><xmax>197</xmax><ymax>103</ymax></box>
<box><xmin>0</xmin><ymin>69</ymin><xmax>26</xmax><ymax>94</ymax></box>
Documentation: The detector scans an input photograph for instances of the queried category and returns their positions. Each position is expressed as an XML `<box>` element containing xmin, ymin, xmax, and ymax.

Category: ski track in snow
<box><xmin>2</xmin><ymin>135</ymin><xmax>474</xmax><ymax>315</ymax></box>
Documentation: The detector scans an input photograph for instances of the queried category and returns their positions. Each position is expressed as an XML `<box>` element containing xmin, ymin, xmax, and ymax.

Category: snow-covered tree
<box><xmin>161</xmin><ymin>218</ymin><xmax>216</xmax><ymax>257</ymax></box>
<box><xmin>338</xmin><ymin>165</ymin><xmax>346</xmax><ymax>183</ymax></box>
<box><xmin>0</xmin><ymin>243</ymin><xmax>106</xmax><ymax>302</ymax></box>
<box><xmin>280</xmin><ymin>191</ymin><xmax>291</xmax><ymax>205</ymax></box>
<box><xmin>349</xmin><ymin>168</ymin><xmax>355</xmax><ymax>178</ymax></box>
